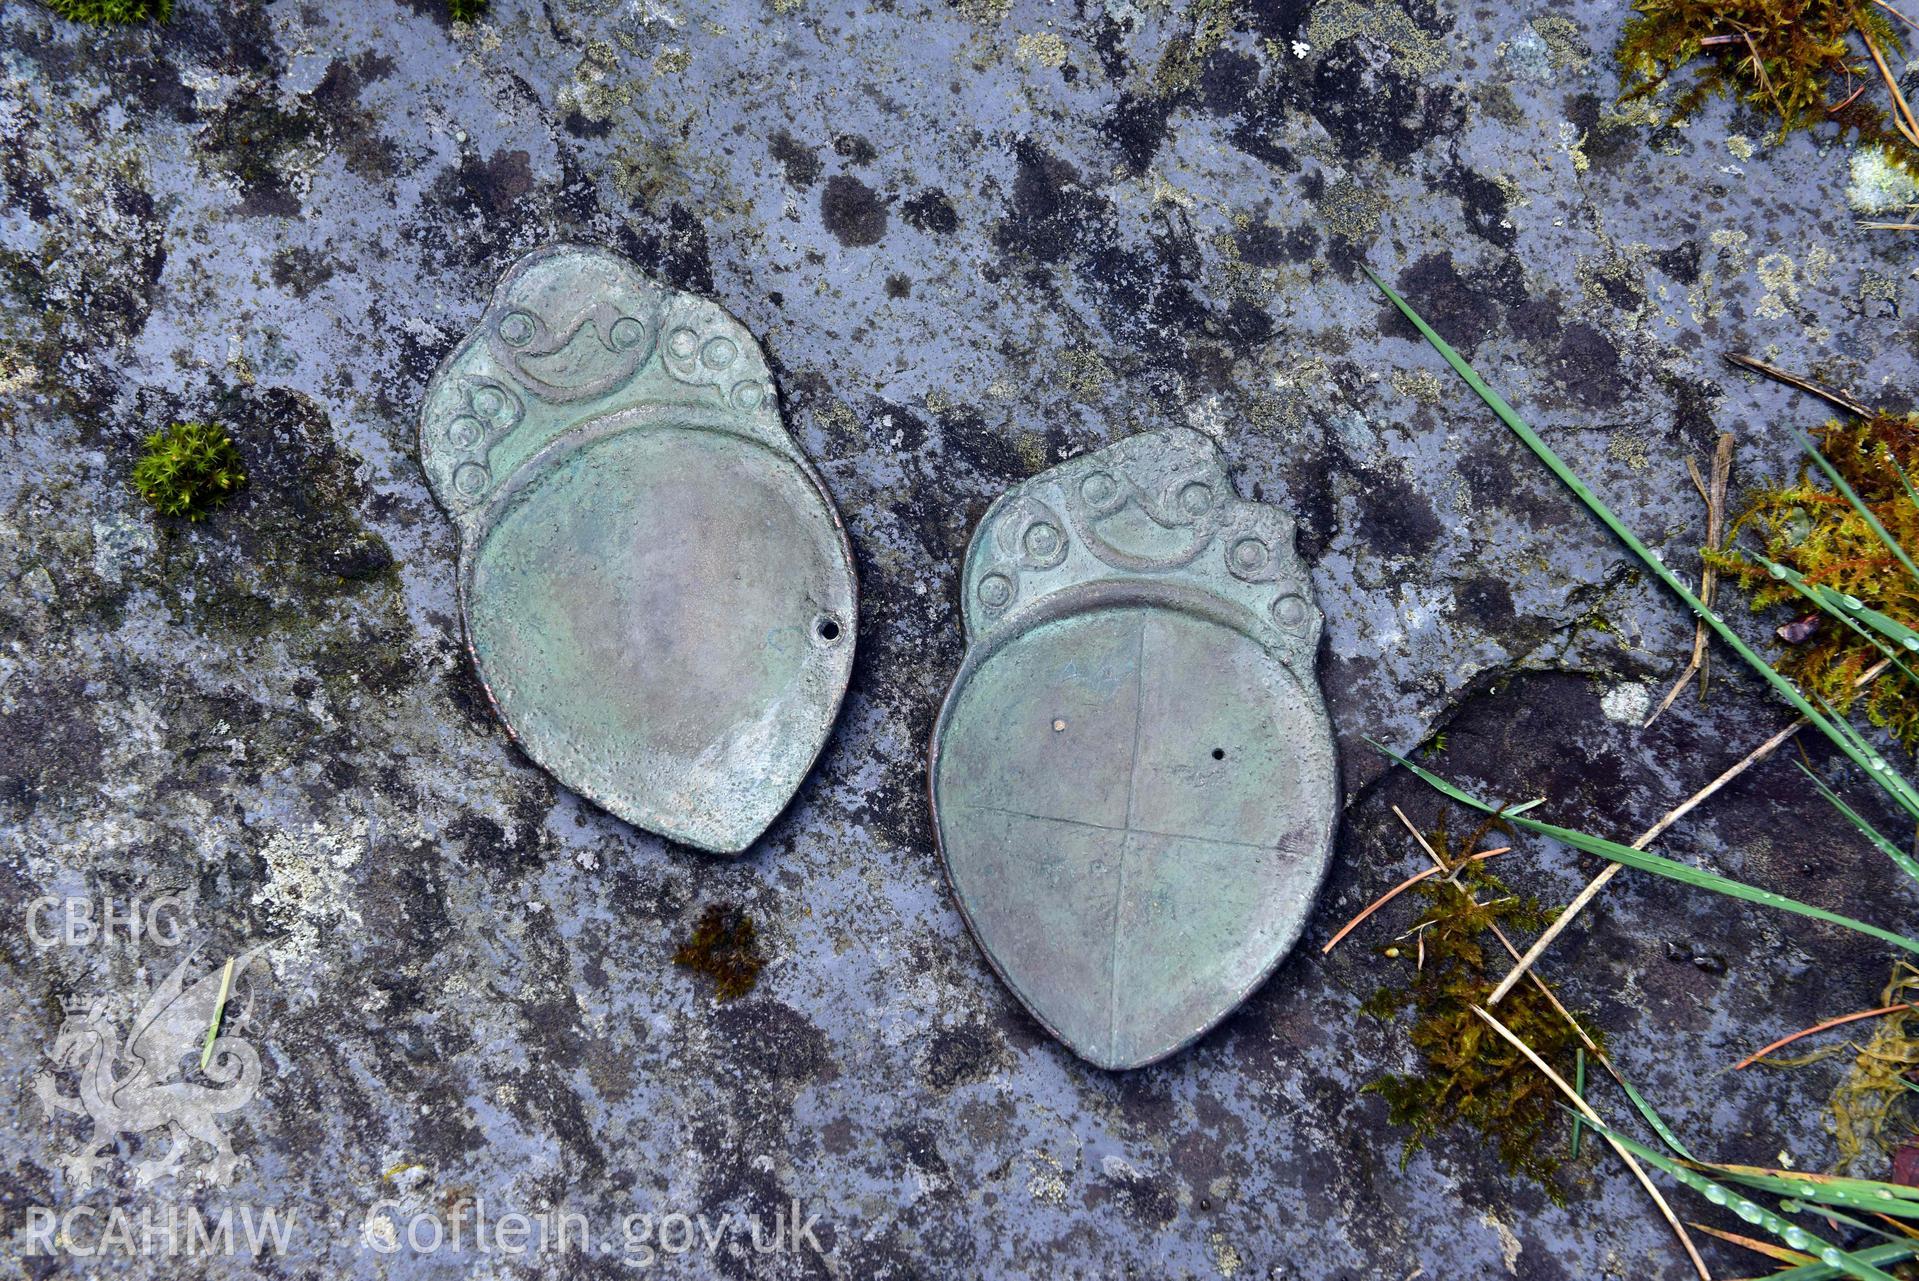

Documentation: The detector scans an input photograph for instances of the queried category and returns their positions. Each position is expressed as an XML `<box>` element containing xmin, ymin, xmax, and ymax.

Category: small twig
<box><xmin>1648</xmin><ymin>434</ymin><xmax>1736</xmax><ymax>726</ymax></box>
<box><xmin>1871</xmin><ymin>0</ymin><xmax>1919</xmax><ymax>32</ymax></box>
<box><xmin>1393</xmin><ymin>804</ymin><xmax>1451</xmax><ymax>877</ymax></box>
<box><xmin>1723</xmin><ymin>352</ymin><xmax>1873</xmax><ymax>418</ymax></box>
<box><xmin>1829</xmin><ymin>79</ymin><xmax>1870</xmax><ymax>113</ymax></box>
<box><xmin>1733</xmin><ymin>1002</ymin><xmax>1917</xmax><ymax>1069</ymax></box>
<box><xmin>1319</xmin><ymin>848</ymin><xmax>1512</xmax><ymax>954</ymax></box>
<box><xmin>1859</xmin><ymin>16</ymin><xmax>1919</xmax><ymax>147</ymax></box>
<box><xmin>1742</xmin><ymin>31</ymin><xmax>1788</xmax><ymax>121</ymax></box>
<box><xmin>1489</xmin><ymin>658</ymin><xmax>1893</xmax><ymax>1005</ymax></box>
<box><xmin>1472</xmin><ymin>1005</ymin><xmax>1714</xmax><ymax>1281</ymax></box>
<box><xmin>1862</xmin><ymin>222</ymin><xmax>1919</xmax><ymax>231</ymax></box>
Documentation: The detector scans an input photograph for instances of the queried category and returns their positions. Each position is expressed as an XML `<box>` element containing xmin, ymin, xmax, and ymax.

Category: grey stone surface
<box><xmin>1</xmin><ymin>0</ymin><xmax>1915</xmax><ymax>1276</ymax></box>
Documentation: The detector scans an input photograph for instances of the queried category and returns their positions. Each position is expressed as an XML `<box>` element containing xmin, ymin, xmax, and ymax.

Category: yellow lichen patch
<box><xmin>1305</xmin><ymin>0</ymin><xmax>1452</xmax><ymax>77</ymax></box>
<box><xmin>1058</xmin><ymin>348</ymin><xmax>1114</xmax><ymax>402</ymax></box>
<box><xmin>1318</xmin><ymin>178</ymin><xmax>1389</xmax><ymax>240</ymax></box>
<box><xmin>1015</xmin><ymin>31</ymin><xmax>1070</xmax><ymax>68</ymax></box>
<box><xmin>1391</xmin><ymin>369</ymin><xmax>1447</xmax><ymax>405</ymax></box>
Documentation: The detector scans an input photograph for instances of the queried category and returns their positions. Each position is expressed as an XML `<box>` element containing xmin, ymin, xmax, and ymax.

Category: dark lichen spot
<box><xmin>1310</xmin><ymin>42</ymin><xmax>1462</xmax><ymax>163</ymax></box>
<box><xmin>270</xmin><ymin>245</ymin><xmax>336</xmax><ymax>298</ymax></box>
<box><xmin>1103</xmin><ymin>91</ymin><xmax>1175</xmax><ymax>175</ymax></box>
<box><xmin>884</xmin><ymin>273</ymin><xmax>910</xmax><ymax>299</ymax></box>
<box><xmin>198</xmin><ymin>88</ymin><xmax>327</xmax><ymax>217</ymax></box>
<box><xmin>1377</xmin><ymin>251</ymin><xmax>1523</xmax><ymax>355</ymax></box>
<box><xmin>1654</xmin><ymin>239</ymin><xmax>1702</xmax><ymax>284</ymax></box>
<box><xmin>672</xmin><ymin>904</ymin><xmax>766</xmax><ymax>1001</ymax></box>
<box><xmin>1442</xmin><ymin>162</ymin><xmax>1514</xmax><ymax>249</ymax></box>
<box><xmin>1352</xmin><ymin>470</ymin><xmax>1442</xmax><ymax>555</ymax></box>
<box><xmin>769</xmin><ymin>130</ymin><xmax>822</xmax><ymax>189</ymax></box>
<box><xmin>1561</xmin><ymin>92</ymin><xmax>1638</xmax><ymax>168</ymax></box>
<box><xmin>921</xmin><ymin>1023</ymin><xmax>1006</xmax><ymax>1090</ymax></box>
<box><xmin>1544</xmin><ymin>322</ymin><xmax>1622</xmax><ymax>408</ymax></box>
<box><xmin>901</xmin><ymin>188</ymin><xmax>959</xmax><ymax>235</ymax></box>
<box><xmin>832</xmin><ymin>133</ymin><xmax>878</xmax><ymax>165</ymax></box>
<box><xmin>820</xmin><ymin>174</ymin><xmax>888</xmax><ymax>247</ymax></box>
<box><xmin>994</xmin><ymin>140</ymin><xmax>1097</xmax><ymax>265</ymax></box>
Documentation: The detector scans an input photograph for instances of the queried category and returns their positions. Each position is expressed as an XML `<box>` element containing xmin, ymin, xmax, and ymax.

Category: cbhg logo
<box><xmin>27</xmin><ymin>895</ymin><xmax>187</xmax><ymax>949</ymax></box>
<box><xmin>36</xmin><ymin>945</ymin><xmax>272</xmax><ymax>1189</ymax></box>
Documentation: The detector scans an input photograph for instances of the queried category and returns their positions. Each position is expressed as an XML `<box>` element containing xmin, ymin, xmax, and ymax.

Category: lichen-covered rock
<box><xmin>2</xmin><ymin>0</ymin><xmax>1915</xmax><ymax>1275</ymax></box>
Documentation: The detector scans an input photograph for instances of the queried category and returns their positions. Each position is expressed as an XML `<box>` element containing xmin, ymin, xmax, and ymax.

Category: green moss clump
<box><xmin>132</xmin><ymin>421</ymin><xmax>247</xmax><ymax>521</ymax></box>
<box><xmin>447</xmin><ymin>0</ymin><xmax>487</xmax><ymax>21</ymax></box>
<box><xmin>1713</xmin><ymin>411</ymin><xmax>1919</xmax><ymax>751</ymax></box>
<box><xmin>1615</xmin><ymin>0</ymin><xmax>1916</xmax><ymax>170</ymax></box>
<box><xmin>672</xmin><ymin>905</ymin><xmax>764</xmax><ymax>1001</ymax></box>
<box><xmin>42</xmin><ymin>0</ymin><xmax>172</xmax><ymax>25</ymax></box>
<box><xmin>1361</xmin><ymin>813</ymin><xmax>1599</xmax><ymax>1199</ymax></box>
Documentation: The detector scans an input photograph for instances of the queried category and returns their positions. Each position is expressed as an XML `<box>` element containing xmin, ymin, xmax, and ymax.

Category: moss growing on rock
<box><xmin>1714</xmin><ymin>410</ymin><xmax>1919</xmax><ymax>750</ymax></box>
<box><xmin>1361</xmin><ymin>812</ymin><xmax>1600</xmax><ymax>1199</ymax></box>
<box><xmin>42</xmin><ymin>0</ymin><xmax>171</xmax><ymax>26</ymax></box>
<box><xmin>1615</xmin><ymin>0</ymin><xmax>1916</xmax><ymax>170</ymax></box>
<box><xmin>672</xmin><ymin>905</ymin><xmax>765</xmax><ymax>1001</ymax></box>
<box><xmin>132</xmin><ymin>421</ymin><xmax>246</xmax><ymax>521</ymax></box>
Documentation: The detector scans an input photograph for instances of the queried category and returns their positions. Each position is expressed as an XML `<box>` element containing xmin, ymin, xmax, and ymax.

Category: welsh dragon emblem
<box><xmin>35</xmin><ymin>944</ymin><xmax>271</xmax><ymax>1189</ymax></box>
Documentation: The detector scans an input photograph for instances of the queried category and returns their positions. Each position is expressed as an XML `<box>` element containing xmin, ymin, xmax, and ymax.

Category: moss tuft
<box><xmin>672</xmin><ymin>905</ymin><xmax>765</xmax><ymax>1001</ymax></box>
<box><xmin>132</xmin><ymin>421</ymin><xmax>246</xmax><ymax>521</ymax></box>
<box><xmin>1615</xmin><ymin>0</ymin><xmax>1916</xmax><ymax>171</ymax></box>
<box><xmin>1712</xmin><ymin>411</ymin><xmax>1919</xmax><ymax>751</ymax></box>
<box><xmin>447</xmin><ymin>0</ymin><xmax>487</xmax><ymax>21</ymax></box>
<box><xmin>42</xmin><ymin>0</ymin><xmax>171</xmax><ymax>25</ymax></box>
<box><xmin>1361</xmin><ymin>811</ymin><xmax>1600</xmax><ymax>1200</ymax></box>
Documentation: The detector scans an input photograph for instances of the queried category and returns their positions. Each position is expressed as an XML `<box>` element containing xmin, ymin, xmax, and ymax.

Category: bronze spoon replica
<box><xmin>929</xmin><ymin>428</ymin><xmax>1337</xmax><ymax>1068</ymax></box>
<box><xmin>420</xmin><ymin>245</ymin><xmax>857</xmax><ymax>854</ymax></box>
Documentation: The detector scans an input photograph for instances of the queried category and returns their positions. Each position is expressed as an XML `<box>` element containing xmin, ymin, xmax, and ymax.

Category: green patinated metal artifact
<box><xmin>929</xmin><ymin>428</ymin><xmax>1337</xmax><ymax>1069</ymax></box>
<box><xmin>420</xmin><ymin>245</ymin><xmax>856</xmax><ymax>854</ymax></box>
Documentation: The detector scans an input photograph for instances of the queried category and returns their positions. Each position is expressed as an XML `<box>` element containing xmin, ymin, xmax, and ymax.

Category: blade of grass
<box><xmin>1795</xmin><ymin>762</ymin><xmax>1919</xmax><ymax>888</ymax></box>
<box><xmin>1571</xmin><ymin>1046</ymin><xmax>1587</xmax><ymax>1158</ymax></box>
<box><xmin>1369</xmin><ymin>741</ymin><xmax>1919</xmax><ymax>957</ymax></box>
<box><xmin>1687</xmin><ymin>1220</ymin><xmax>1816</xmax><ymax>1266</ymax></box>
<box><xmin>1571</xmin><ymin>1118</ymin><xmax>1905</xmax><ymax>1281</ymax></box>
<box><xmin>1365</xmin><ymin>265</ymin><xmax>1919</xmax><ymax>822</ymax></box>
<box><xmin>1703</xmin><ymin>1162</ymin><xmax>1919</xmax><ymax>1212</ymax></box>
<box><xmin>1762</xmin><ymin>1242</ymin><xmax>1919</xmax><ymax>1280</ymax></box>
<box><xmin>200</xmin><ymin>956</ymin><xmax>235</xmax><ymax>1072</ymax></box>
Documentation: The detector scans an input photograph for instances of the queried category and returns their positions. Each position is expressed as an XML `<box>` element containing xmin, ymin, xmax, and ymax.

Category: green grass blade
<box><xmin>1570</xmin><ymin>1046</ymin><xmax>1586</xmax><ymax>1158</ymax></box>
<box><xmin>1370</xmin><ymin>740</ymin><xmax>1919</xmax><ymax>957</ymax></box>
<box><xmin>1763</xmin><ymin>1242</ymin><xmax>1919</xmax><ymax>1280</ymax></box>
<box><xmin>1797</xmin><ymin>762</ymin><xmax>1919</xmax><ymax>887</ymax></box>
<box><xmin>1706</xmin><ymin>1165</ymin><xmax>1919</xmax><ymax>1218</ymax></box>
<box><xmin>1606</xmin><ymin>1059</ymin><xmax>1699</xmax><ymax>1162</ymax></box>
<box><xmin>1364</xmin><ymin>266</ymin><xmax>1918</xmax><ymax>820</ymax></box>
<box><xmin>1789</xmin><ymin>425</ymin><xmax>1919</xmax><ymax>586</ymax></box>
<box><xmin>1885</xmin><ymin>448</ymin><xmax>1919</xmax><ymax>516</ymax></box>
<box><xmin>1573</xmin><ymin>1118</ymin><xmax>1905</xmax><ymax>1281</ymax></box>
